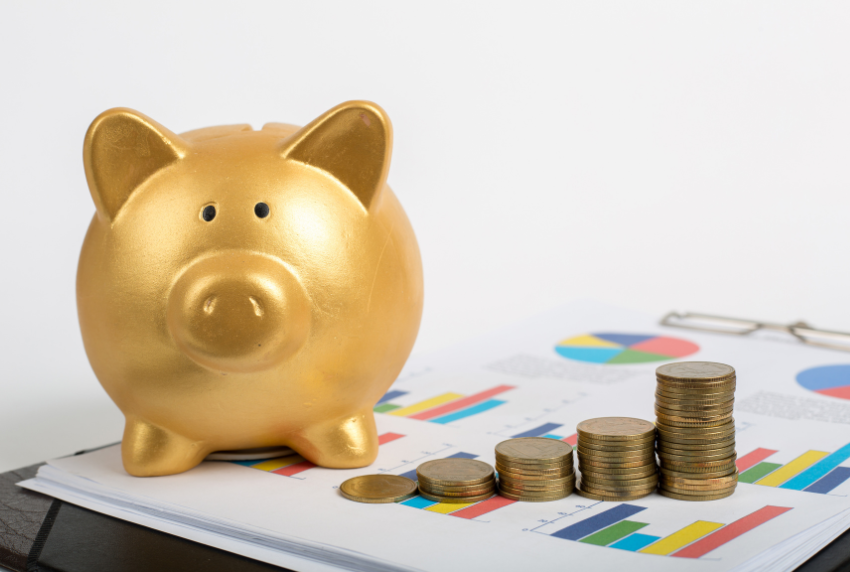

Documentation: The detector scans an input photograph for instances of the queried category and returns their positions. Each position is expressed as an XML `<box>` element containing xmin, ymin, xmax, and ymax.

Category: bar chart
<box><xmin>232</xmin><ymin>432</ymin><xmax>406</xmax><ymax>478</ymax></box>
<box><xmin>736</xmin><ymin>443</ymin><xmax>850</xmax><ymax>494</ymax></box>
<box><xmin>549</xmin><ymin>503</ymin><xmax>791</xmax><ymax>558</ymax></box>
<box><xmin>374</xmin><ymin>385</ymin><xmax>515</xmax><ymax>425</ymax></box>
<box><xmin>509</xmin><ymin>422</ymin><xmax>578</xmax><ymax>445</ymax></box>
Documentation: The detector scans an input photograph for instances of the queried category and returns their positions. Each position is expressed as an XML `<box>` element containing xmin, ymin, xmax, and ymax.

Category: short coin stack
<box><xmin>576</xmin><ymin>417</ymin><xmax>658</xmax><ymax>500</ymax></box>
<box><xmin>416</xmin><ymin>458</ymin><xmax>496</xmax><ymax>503</ymax></box>
<box><xmin>495</xmin><ymin>438</ymin><xmax>575</xmax><ymax>501</ymax></box>
<box><xmin>655</xmin><ymin>361</ymin><xmax>738</xmax><ymax>501</ymax></box>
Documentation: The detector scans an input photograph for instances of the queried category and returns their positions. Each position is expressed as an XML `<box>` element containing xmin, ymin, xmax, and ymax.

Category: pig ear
<box><xmin>281</xmin><ymin>101</ymin><xmax>392</xmax><ymax>211</ymax></box>
<box><xmin>84</xmin><ymin>108</ymin><xmax>189</xmax><ymax>222</ymax></box>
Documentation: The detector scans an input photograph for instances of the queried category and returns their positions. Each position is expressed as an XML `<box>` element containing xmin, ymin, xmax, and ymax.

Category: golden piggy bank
<box><xmin>77</xmin><ymin>101</ymin><xmax>424</xmax><ymax>476</ymax></box>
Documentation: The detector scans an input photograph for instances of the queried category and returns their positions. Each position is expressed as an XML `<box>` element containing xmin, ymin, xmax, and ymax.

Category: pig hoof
<box><xmin>121</xmin><ymin>418</ymin><xmax>209</xmax><ymax>477</ymax></box>
<box><xmin>293</xmin><ymin>410</ymin><xmax>380</xmax><ymax>469</ymax></box>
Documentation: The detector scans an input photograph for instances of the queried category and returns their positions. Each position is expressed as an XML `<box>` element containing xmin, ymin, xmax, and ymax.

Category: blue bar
<box><xmin>551</xmin><ymin>504</ymin><xmax>647</xmax><ymax>541</ymax></box>
<box><xmin>781</xmin><ymin>443</ymin><xmax>850</xmax><ymax>490</ymax></box>
<box><xmin>377</xmin><ymin>389</ymin><xmax>408</xmax><ymax>404</ymax></box>
<box><xmin>431</xmin><ymin>400</ymin><xmax>506</xmax><ymax>424</ymax></box>
<box><xmin>512</xmin><ymin>423</ymin><xmax>564</xmax><ymax>438</ymax></box>
<box><xmin>543</xmin><ymin>434</ymin><xmax>565</xmax><ymax>440</ymax></box>
<box><xmin>401</xmin><ymin>496</ymin><xmax>438</xmax><ymax>509</ymax></box>
<box><xmin>231</xmin><ymin>459</ymin><xmax>262</xmax><ymax>466</ymax></box>
<box><xmin>804</xmin><ymin>466</ymin><xmax>850</xmax><ymax>494</ymax></box>
<box><xmin>610</xmin><ymin>533</ymin><xmax>661</xmax><ymax>551</ymax></box>
<box><xmin>399</xmin><ymin>452</ymin><xmax>478</xmax><ymax>481</ymax></box>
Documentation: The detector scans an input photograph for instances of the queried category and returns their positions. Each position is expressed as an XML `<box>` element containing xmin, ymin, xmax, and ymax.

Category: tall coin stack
<box><xmin>576</xmin><ymin>417</ymin><xmax>658</xmax><ymax>500</ymax></box>
<box><xmin>495</xmin><ymin>438</ymin><xmax>575</xmax><ymax>501</ymax></box>
<box><xmin>416</xmin><ymin>458</ymin><xmax>497</xmax><ymax>503</ymax></box>
<box><xmin>655</xmin><ymin>362</ymin><xmax>738</xmax><ymax>501</ymax></box>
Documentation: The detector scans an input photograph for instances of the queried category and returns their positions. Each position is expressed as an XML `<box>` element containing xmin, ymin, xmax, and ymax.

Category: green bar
<box><xmin>374</xmin><ymin>403</ymin><xmax>401</xmax><ymax>413</ymax></box>
<box><xmin>739</xmin><ymin>462</ymin><xmax>782</xmax><ymax>484</ymax></box>
<box><xmin>580</xmin><ymin>520</ymin><xmax>648</xmax><ymax>546</ymax></box>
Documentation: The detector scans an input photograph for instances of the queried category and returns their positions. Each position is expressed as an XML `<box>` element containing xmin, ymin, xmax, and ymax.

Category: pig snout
<box><xmin>166</xmin><ymin>251</ymin><xmax>310</xmax><ymax>373</ymax></box>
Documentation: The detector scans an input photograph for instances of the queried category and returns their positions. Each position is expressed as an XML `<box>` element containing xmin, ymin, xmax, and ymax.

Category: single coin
<box><xmin>656</xmin><ymin>408</ymin><xmax>733</xmax><ymax>421</ymax></box>
<box><xmin>655</xmin><ymin>403</ymin><xmax>734</xmax><ymax>417</ymax></box>
<box><xmin>660</xmin><ymin>484</ymin><xmax>737</xmax><ymax>496</ymax></box>
<box><xmin>656</xmin><ymin>420</ymin><xmax>735</xmax><ymax>435</ymax></box>
<box><xmin>656</xmin><ymin>416</ymin><xmax>733</xmax><ymax>429</ymax></box>
<box><xmin>660</xmin><ymin>453</ymin><xmax>737</xmax><ymax>469</ymax></box>
<box><xmin>420</xmin><ymin>486</ymin><xmax>496</xmax><ymax>498</ymax></box>
<box><xmin>499</xmin><ymin>473</ymin><xmax>575</xmax><ymax>485</ymax></box>
<box><xmin>656</xmin><ymin>433</ymin><xmax>736</xmax><ymax>447</ymax></box>
<box><xmin>659</xmin><ymin>466</ymin><xmax>737</xmax><ymax>479</ymax></box>
<box><xmin>579</xmin><ymin>458</ymin><xmax>657</xmax><ymax>469</ymax></box>
<box><xmin>661</xmin><ymin>472</ymin><xmax>739</xmax><ymax>487</ymax></box>
<box><xmin>499</xmin><ymin>481</ymin><xmax>575</xmax><ymax>494</ymax></box>
<box><xmin>496</xmin><ymin>463</ymin><xmax>573</xmax><ymax>476</ymax></box>
<box><xmin>419</xmin><ymin>490</ymin><xmax>496</xmax><ymax>503</ymax></box>
<box><xmin>495</xmin><ymin>437</ymin><xmax>574</xmax><ymax>463</ymax></box>
<box><xmin>496</xmin><ymin>457</ymin><xmax>574</xmax><ymax>469</ymax></box>
<box><xmin>577</xmin><ymin>417</ymin><xmax>656</xmax><ymax>441</ymax></box>
<box><xmin>578</xmin><ymin>439</ymin><xmax>653</xmax><ymax>452</ymax></box>
<box><xmin>420</xmin><ymin>480</ymin><xmax>496</xmax><ymax>494</ymax></box>
<box><xmin>656</xmin><ymin>450</ymin><xmax>737</xmax><ymax>464</ymax></box>
<box><xmin>339</xmin><ymin>475</ymin><xmax>418</xmax><ymax>504</ymax></box>
<box><xmin>576</xmin><ymin>487</ymin><xmax>655</xmax><ymax>501</ymax></box>
<box><xmin>579</xmin><ymin>464</ymin><xmax>658</xmax><ymax>477</ymax></box>
<box><xmin>576</xmin><ymin>447</ymin><xmax>655</xmax><ymax>460</ymax></box>
<box><xmin>580</xmin><ymin>466</ymin><xmax>657</xmax><ymax>480</ymax></box>
<box><xmin>417</xmin><ymin>459</ymin><xmax>494</xmax><ymax>487</ymax></box>
<box><xmin>655</xmin><ymin>393</ymin><xmax>735</xmax><ymax>407</ymax></box>
<box><xmin>655</xmin><ymin>383</ymin><xmax>736</xmax><ymax>396</ymax></box>
<box><xmin>656</xmin><ymin>438</ymin><xmax>736</xmax><ymax>451</ymax></box>
<box><xmin>579</xmin><ymin>482</ymin><xmax>657</xmax><ymax>496</ymax></box>
<box><xmin>658</xmin><ymin>488</ymin><xmax>735</xmax><ymax>501</ymax></box>
<box><xmin>654</xmin><ymin>399</ymin><xmax>735</xmax><ymax>413</ymax></box>
<box><xmin>497</xmin><ymin>469</ymin><xmax>574</xmax><ymax>481</ymax></box>
<box><xmin>498</xmin><ymin>489</ymin><xmax>573</xmax><ymax>502</ymax></box>
<box><xmin>656</xmin><ymin>362</ymin><xmax>736</xmax><ymax>382</ymax></box>
<box><xmin>580</xmin><ymin>435</ymin><xmax>655</xmax><ymax>448</ymax></box>
<box><xmin>580</xmin><ymin>473</ymin><xmax>658</xmax><ymax>489</ymax></box>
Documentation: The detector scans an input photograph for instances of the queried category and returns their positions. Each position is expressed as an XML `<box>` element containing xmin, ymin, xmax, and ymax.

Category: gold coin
<box><xmin>576</xmin><ymin>487</ymin><xmax>654</xmax><ymax>501</ymax></box>
<box><xmin>579</xmin><ymin>458</ymin><xmax>656</xmax><ymax>469</ymax></box>
<box><xmin>655</xmin><ymin>394</ymin><xmax>735</xmax><ymax>407</ymax></box>
<box><xmin>419</xmin><ymin>490</ymin><xmax>496</xmax><ymax>503</ymax></box>
<box><xmin>655</xmin><ymin>408</ymin><xmax>733</xmax><ymax>421</ymax></box>
<box><xmin>656</xmin><ymin>416</ymin><xmax>733</xmax><ymax>429</ymax></box>
<box><xmin>656</xmin><ymin>438</ymin><xmax>736</xmax><ymax>451</ymax></box>
<box><xmin>656</xmin><ymin>420</ymin><xmax>735</xmax><ymax>435</ymax></box>
<box><xmin>656</xmin><ymin>450</ymin><xmax>736</xmax><ymax>464</ymax></box>
<box><xmin>339</xmin><ymin>475</ymin><xmax>418</xmax><ymax>504</ymax></box>
<box><xmin>660</xmin><ymin>453</ymin><xmax>737</xmax><ymax>469</ymax></box>
<box><xmin>659</xmin><ymin>466</ymin><xmax>737</xmax><ymax>479</ymax></box>
<box><xmin>498</xmin><ymin>489</ymin><xmax>573</xmax><ymax>502</ymax></box>
<box><xmin>580</xmin><ymin>466</ymin><xmax>657</xmax><ymax>480</ymax></box>
<box><xmin>497</xmin><ymin>469</ymin><xmax>574</xmax><ymax>482</ymax></box>
<box><xmin>658</xmin><ymin>488</ymin><xmax>735</xmax><ymax>501</ymax></box>
<box><xmin>576</xmin><ymin>417</ymin><xmax>656</xmax><ymax>441</ymax></box>
<box><xmin>496</xmin><ymin>462</ymin><xmax>573</xmax><ymax>474</ymax></box>
<box><xmin>661</xmin><ymin>472</ymin><xmax>739</xmax><ymax>487</ymax></box>
<box><xmin>420</xmin><ymin>480</ymin><xmax>496</xmax><ymax>494</ymax></box>
<box><xmin>656</xmin><ymin>362</ymin><xmax>736</xmax><ymax>382</ymax></box>
<box><xmin>655</xmin><ymin>403</ymin><xmax>734</xmax><ymax>417</ymax></box>
<box><xmin>655</xmin><ymin>399</ymin><xmax>734</xmax><ymax>412</ymax></box>
<box><xmin>419</xmin><ymin>486</ymin><xmax>496</xmax><ymax>498</ymax></box>
<box><xmin>495</xmin><ymin>457</ymin><xmax>574</xmax><ymax>469</ymax></box>
<box><xmin>579</xmin><ymin>463</ymin><xmax>658</xmax><ymax>477</ymax></box>
<box><xmin>578</xmin><ymin>439</ymin><xmax>654</xmax><ymax>452</ymax></box>
<box><xmin>579</xmin><ymin>481</ymin><xmax>657</xmax><ymax>496</ymax></box>
<box><xmin>416</xmin><ymin>459</ymin><xmax>494</xmax><ymax>487</ymax></box>
<box><xmin>655</xmin><ymin>383</ymin><xmax>736</xmax><ymax>396</ymax></box>
<box><xmin>579</xmin><ymin>435</ymin><xmax>655</xmax><ymax>449</ymax></box>
<box><xmin>656</xmin><ymin>434</ymin><xmax>735</xmax><ymax>447</ymax></box>
<box><xmin>495</xmin><ymin>438</ymin><xmax>574</xmax><ymax>464</ymax></box>
<box><xmin>576</xmin><ymin>447</ymin><xmax>655</xmax><ymax>460</ymax></box>
<box><xmin>499</xmin><ymin>481</ymin><xmax>575</xmax><ymax>493</ymax></box>
<box><xmin>580</xmin><ymin>473</ymin><xmax>658</xmax><ymax>489</ymax></box>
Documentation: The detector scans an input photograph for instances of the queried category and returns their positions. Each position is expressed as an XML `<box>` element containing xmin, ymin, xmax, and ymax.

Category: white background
<box><xmin>1</xmin><ymin>1</ymin><xmax>849</xmax><ymax>473</ymax></box>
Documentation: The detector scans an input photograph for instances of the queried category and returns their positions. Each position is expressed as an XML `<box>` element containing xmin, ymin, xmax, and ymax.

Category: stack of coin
<box><xmin>655</xmin><ymin>362</ymin><xmax>738</xmax><ymax>501</ymax></box>
<box><xmin>416</xmin><ymin>458</ymin><xmax>497</xmax><ymax>503</ymax></box>
<box><xmin>495</xmin><ymin>437</ymin><xmax>575</xmax><ymax>501</ymax></box>
<box><xmin>576</xmin><ymin>417</ymin><xmax>658</xmax><ymax>500</ymax></box>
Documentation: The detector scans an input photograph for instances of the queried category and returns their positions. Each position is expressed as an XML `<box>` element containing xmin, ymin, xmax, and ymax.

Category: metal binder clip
<box><xmin>660</xmin><ymin>311</ymin><xmax>850</xmax><ymax>353</ymax></box>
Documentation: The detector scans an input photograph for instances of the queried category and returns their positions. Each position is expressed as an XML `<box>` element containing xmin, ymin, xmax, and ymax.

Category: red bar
<box><xmin>673</xmin><ymin>506</ymin><xmax>792</xmax><ymax>559</ymax></box>
<box><xmin>273</xmin><ymin>460</ymin><xmax>316</xmax><ymax>476</ymax></box>
<box><xmin>378</xmin><ymin>432</ymin><xmax>405</xmax><ymax>445</ymax></box>
<box><xmin>563</xmin><ymin>434</ymin><xmax>578</xmax><ymax>446</ymax></box>
<box><xmin>451</xmin><ymin>495</ymin><xmax>516</xmax><ymax>519</ymax></box>
<box><xmin>736</xmin><ymin>448</ymin><xmax>778</xmax><ymax>472</ymax></box>
<box><xmin>409</xmin><ymin>385</ymin><xmax>515</xmax><ymax>421</ymax></box>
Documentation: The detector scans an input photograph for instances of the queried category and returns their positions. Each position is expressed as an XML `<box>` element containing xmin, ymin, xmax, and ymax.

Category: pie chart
<box><xmin>797</xmin><ymin>365</ymin><xmax>850</xmax><ymax>400</ymax></box>
<box><xmin>555</xmin><ymin>333</ymin><xmax>700</xmax><ymax>365</ymax></box>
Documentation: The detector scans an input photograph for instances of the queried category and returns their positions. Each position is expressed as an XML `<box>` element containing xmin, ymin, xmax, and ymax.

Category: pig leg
<box><xmin>289</xmin><ymin>409</ymin><xmax>380</xmax><ymax>469</ymax></box>
<box><xmin>121</xmin><ymin>417</ymin><xmax>210</xmax><ymax>477</ymax></box>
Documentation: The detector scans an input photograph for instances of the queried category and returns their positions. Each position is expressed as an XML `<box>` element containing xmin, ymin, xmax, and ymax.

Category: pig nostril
<box><xmin>203</xmin><ymin>296</ymin><xmax>217</xmax><ymax>314</ymax></box>
<box><xmin>248</xmin><ymin>296</ymin><xmax>264</xmax><ymax>317</ymax></box>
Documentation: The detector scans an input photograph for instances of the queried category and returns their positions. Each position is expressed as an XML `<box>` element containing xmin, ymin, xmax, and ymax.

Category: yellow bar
<box><xmin>640</xmin><ymin>521</ymin><xmax>724</xmax><ymax>555</ymax></box>
<box><xmin>424</xmin><ymin>501</ymin><xmax>475</xmax><ymax>514</ymax></box>
<box><xmin>252</xmin><ymin>456</ymin><xmax>304</xmax><ymax>472</ymax></box>
<box><xmin>756</xmin><ymin>451</ymin><xmax>829</xmax><ymax>487</ymax></box>
<box><xmin>388</xmin><ymin>392</ymin><xmax>464</xmax><ymax>417</ymax></box>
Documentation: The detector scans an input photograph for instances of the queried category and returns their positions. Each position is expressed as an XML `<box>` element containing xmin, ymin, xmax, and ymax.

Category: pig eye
<box><xmin>254</xmin><ymin>202</ymin><xmax>270</xmax><ymax>218</ymax></box>
<box><xmin>201</xmin><ymin>205</ymin><xmax>216</xmax><ymax>222</ymax></box>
